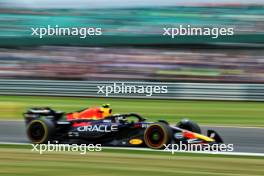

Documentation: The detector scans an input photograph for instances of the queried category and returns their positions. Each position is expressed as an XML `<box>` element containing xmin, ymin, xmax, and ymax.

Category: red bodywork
<box><xmin>66</xmin><ymin>107</ymin><xmax>104</xmax><ymax>121</ymax></box>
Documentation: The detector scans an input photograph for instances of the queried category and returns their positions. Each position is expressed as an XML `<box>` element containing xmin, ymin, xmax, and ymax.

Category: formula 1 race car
<box><xmin>24</xmin><ymin>105</ymin><xmax>223</xmax><ymax>149</ymax></box>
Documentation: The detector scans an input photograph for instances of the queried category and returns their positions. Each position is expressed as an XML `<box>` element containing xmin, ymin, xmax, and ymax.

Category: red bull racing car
<box><xmin>24</xmin><ymin>104</ymin><xmax>223</xmax><ymax>149</ymax></box>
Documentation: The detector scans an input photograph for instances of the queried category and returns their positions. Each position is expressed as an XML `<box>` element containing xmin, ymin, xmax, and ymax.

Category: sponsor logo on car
<box><xmin>174</xmin><ymin>133</ymin><xmax>184</xmax><ymax>139</ymax></box>
<box><xmin>77</xmin><ymin>124</ymin><xmax>118</xmax><ymax>132</ymax></box>
<box><xmin>129</xmin><ymin>138</ymin><xmax>143</xmax><ymax>145</ymax></box>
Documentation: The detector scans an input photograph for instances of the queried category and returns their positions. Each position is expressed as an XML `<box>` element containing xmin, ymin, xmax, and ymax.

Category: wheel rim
<box><xmin>145</xmin><ymin>125</ymin><xmax>166</xmax><ymax>148</ymax></box>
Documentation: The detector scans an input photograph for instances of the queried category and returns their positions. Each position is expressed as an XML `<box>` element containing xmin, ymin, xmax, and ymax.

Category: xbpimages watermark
<box><xmin>31</xmin><ymin>25</ymin><xmax>102</xmax><ymax>39</ymax></box>
<box><xmin>31</xmin><ymin>141</ymin><xmax>102</xmax><ymax>154</ymax></box>
<box><xmin>97</xmin><ymin>82</ymin><xmax>168</xmax><ymax>96</ymax></box>
<box><xmin>163</xmin><ymin>25</ymin><xmax>234</xmax><ymax>39</ymax></box>
<box><xmin>164</xmin><ymin>142</ymin><xmax>234</xmax><ymax>154</ymax></box>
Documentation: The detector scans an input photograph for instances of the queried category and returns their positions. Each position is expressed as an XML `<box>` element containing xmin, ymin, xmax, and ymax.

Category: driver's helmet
<box><xmin>100</xmin><ymin>104</ymin><xmax>112</xmax><ymax>118</ymax></box>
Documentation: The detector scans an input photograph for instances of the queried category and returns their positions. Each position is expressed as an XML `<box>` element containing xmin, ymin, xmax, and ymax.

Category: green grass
<box><xmin>0</xmin><ymin>145</ymin><xmax>263</xmax><ymax>176</ymax></box>
<box><xmin>1</xmin><ymin>95</ymin><xmax>264</xmax><ymax>126</ymax></box>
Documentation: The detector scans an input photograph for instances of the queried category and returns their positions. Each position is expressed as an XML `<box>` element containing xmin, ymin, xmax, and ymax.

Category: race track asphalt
<box><xmin>0</xmin><ymin>121</ymin><xmax>263</xmax><ymax>153</ymax></box>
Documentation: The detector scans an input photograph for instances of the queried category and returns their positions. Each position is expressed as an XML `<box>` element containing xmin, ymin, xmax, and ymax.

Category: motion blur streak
<box><xmin>0</xmin><ymin>47</ymin><xmax>263</xmax><ymax>83</ymax></box>
<box><xmin>1</xmin><ymin>0</ymin><xmax>264</xmax><ymax>9</ymax></box>
<box><xmin>0</xmin><ymin>6</ymin><xmax>263</xmax><ymax>44</ymax></box>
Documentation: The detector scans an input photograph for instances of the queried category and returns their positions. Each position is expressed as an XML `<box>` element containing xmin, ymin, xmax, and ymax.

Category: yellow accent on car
<box><xmin>129</xmin><ymin>139</ymin><xmax>143</xmax><ymax>145</ymax></box>
<box><xmin>193</xmin><ymin>133</ymin><xmax>215</xmax><ymax>142</ymax></box>
<box><xmin>100</xmin><ymin>107</ymin><xmax>112</xmax><ymax>117</ymax></box>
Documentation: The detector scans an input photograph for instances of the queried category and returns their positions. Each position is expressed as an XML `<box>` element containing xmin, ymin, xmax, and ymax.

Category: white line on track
<box><xmin>1</xmin><ymin>142</ymin><xmax>264</xmax><ymax>157</ymax></box>
<box><xmin>104</xmin><ymin>147</ymin><xmax>264</xmax><ymax>157</ymax></box>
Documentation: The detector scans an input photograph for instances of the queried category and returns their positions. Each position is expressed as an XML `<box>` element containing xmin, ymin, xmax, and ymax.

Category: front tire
<box><xmin>144</xmin><ymin>122</ymin><xmax>172</xmax><ymax>149</ymax></box>
<box><xmin>26</xmin><ymin>119</ymin><xmax>55</xmax><ymax>144</ymax></box>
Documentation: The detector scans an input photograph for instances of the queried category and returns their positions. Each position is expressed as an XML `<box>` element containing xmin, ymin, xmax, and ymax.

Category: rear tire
<box><xmin>176</xmin><ymin>119</ymin><xmax>201</xmax><ymax>134</ymax></box>
<box><xmin>144</xmin><ymin>122</ymin><xmax>172</xmax><ymax>149</ymax></box>
<box><xmin>26</xmin><ymin>119</ymin><xmax>55</xmax><ymax>144</ymax></box>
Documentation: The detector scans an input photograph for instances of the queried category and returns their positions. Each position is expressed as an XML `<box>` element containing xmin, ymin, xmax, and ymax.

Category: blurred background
<box><xmin>0</xmin><ymin>47</ymin><xmax>264</xmax><ymax>83</ymax></box>
<box><xmin>0</xmin><ymin>2</ymin><xmax>264</xmax><ymax>175</ymax></box>
<box><xmin>0</xmin><ymin>1</ymin><xmax>263</xmax><ymax>84</ymax></box>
